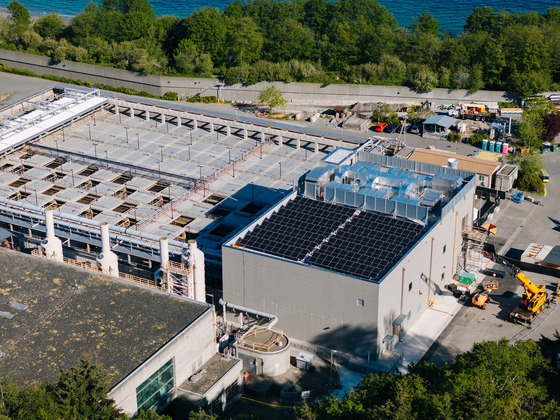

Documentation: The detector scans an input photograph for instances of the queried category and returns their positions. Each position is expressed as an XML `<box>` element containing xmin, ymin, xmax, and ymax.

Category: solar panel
<box><xmin>238</xmin><ymin>197</ymin><xmax>355</xmax><ymax>261</ymax></box>
<box><xmin>309</xmin><ymin>211</ymin><xmax>423</xmax><ymax>280</ymax></box>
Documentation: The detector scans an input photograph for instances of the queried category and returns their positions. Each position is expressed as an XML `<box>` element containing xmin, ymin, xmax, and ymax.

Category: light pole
<box><xmin>125</xmin><ymin>127</ymin><xmax>129</xmax><ymax>143</ymax></box>
<box><xmin>227</xmin><ymin>147</ymin><xmax>232</xmax><ymax>163</ymax></box>
<box><xmin>160</xmin><ymin>145</ymin><xmax>164</xmax><ymax>162</ymax></box>
<box><xmin>137</xmin><ymin>133</ymin><xmax>140</xmax><ymax>150</ymax></box>
<box><xmin>278</xmin><ymin>162</ymin><xmax>282</xmax><ymax>179</ymax></box>
<box><xmin>93</xmin><ymin>143</ymin><xmax>98</xmax><ymax>158</ymax></box>
<box><xmin>88</xmin><ymin>124</ymin><xmax>91</xmax><ymax>140</ymax></box>
<box><xmin>330</xmin><ymin>350</ymin><xmax>337</xmax><ymax>382</ymax></box>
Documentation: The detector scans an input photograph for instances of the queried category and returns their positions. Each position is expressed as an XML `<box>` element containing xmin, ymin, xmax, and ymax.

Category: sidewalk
<box><xmin>395</xmin><ymin>254</ymin><xmax>494</xmax><ymax>374</ymax></box>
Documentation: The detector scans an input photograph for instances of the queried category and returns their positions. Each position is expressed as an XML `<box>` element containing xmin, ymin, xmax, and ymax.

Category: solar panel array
<box><xmin>238</xmin><ymin>196</ymin><xmax>355</xmax><ymax>261</ymax></box>
<box><xmin>238</xmin><ymin>196</ymin><xmax>424</xmax><ymax>280</ymax></box>
<box><xmin>308</xmin><ymin>212</ymin><xmax>423</xmax><ymax>280</ymax></box>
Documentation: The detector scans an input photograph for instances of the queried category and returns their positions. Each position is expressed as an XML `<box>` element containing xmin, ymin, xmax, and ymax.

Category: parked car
<box><xmin>409</xmin><ymin>125</ymin><xmax>421</xmax><ymax>134</ymax></box>
<box><xmin>374</xmin><ymin>122</ymin><xmax>388</xmax><ymax>132</ymax></box>
<box><xmin>384</xmin><ymin>124</ymin><xmax>399</xmax><ymax>133</ymax></box>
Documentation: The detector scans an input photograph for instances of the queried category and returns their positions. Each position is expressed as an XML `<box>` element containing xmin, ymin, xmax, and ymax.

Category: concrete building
<box><xmin>223</xmin><ymin>152</ymin><xmax>476</xmax><ymax>360</ymax></box>
<box><xmin>0</xmin><ymin>85</ymin><xmax>352</xmax><ymax>290</ymax></box>
<box><xmin>0</xmin><ymin>251</ymin><xmax>242</xmax><ymax>416</ymax></box>
<box><xmin>407</xmin><ymin>148</ymin><xmax>502</xmax><ymax>188</ymax></box>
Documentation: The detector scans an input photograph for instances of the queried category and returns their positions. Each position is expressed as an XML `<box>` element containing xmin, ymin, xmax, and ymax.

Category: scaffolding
<box><xmin>461</xmin><ymin>227</ymin><xmax>489</xmax><ymax>275</ymax></box>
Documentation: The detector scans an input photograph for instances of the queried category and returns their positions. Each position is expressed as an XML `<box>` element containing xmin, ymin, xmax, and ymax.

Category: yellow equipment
<box><xmin>517</xmin><ymin>272</ymin><xmax>547</xmax><ymax>313</ymax></box>
<box><xmin>509</xmin><ymin>271</ymin><xmax>548</xmax><ymax>324</ymax></box>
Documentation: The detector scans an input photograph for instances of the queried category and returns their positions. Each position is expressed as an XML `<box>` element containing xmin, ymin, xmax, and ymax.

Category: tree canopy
<box><xmin>0</xmin><ymin>356</ymin><xmax>171</xmax><ymax>420</ymax></box>
<box><xmin>1</xmin><ymin>1</ymin><xmax>560</xmax><ymax>95</ymax></box>
<box><xmin>297</xmin><ymin>339</ymin><xmax>560</xmax><ymax>420</ymax></box>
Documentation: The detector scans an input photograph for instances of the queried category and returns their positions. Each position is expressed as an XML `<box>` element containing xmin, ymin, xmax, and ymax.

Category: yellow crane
<box><xmin>509</xmin><ymin>271</ymin><xmax>548</xmax><ymax>324</ymax></box>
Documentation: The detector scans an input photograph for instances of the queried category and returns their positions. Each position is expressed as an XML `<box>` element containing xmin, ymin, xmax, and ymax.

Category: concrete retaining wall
<box><xmin>0</xmin><ymin>49</ymin><xmax>511</xmax><ymax>106</ymax></box>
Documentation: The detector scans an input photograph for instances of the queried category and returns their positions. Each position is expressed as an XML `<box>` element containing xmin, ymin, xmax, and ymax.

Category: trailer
<box><xmin>508</xmin><ymin>306</ymin><xmax>538</xmax><ymax>325</ymax></box>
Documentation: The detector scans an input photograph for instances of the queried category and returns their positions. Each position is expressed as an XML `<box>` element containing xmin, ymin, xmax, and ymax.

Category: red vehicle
<box><xmin>374</xmin><ymin>122</ymin><xmax>387</xmax><ymax>132</ymax></box>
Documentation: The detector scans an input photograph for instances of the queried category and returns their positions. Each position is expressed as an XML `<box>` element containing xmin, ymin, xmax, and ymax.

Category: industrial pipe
<box><xmin>219</xmin><ymin>298</ymin><xmax>278</xmax><ymax>330</ymax></box>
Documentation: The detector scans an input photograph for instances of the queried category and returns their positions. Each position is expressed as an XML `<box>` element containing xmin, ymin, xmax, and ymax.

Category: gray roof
<box><xmin>544</xmin><ymin>245</ymin><xmax>560</xmax><ymax>267</ymax></box>
<box><xmin>0</xmin><ymin>251</ymin><xmax>210</xmax><ymax>387</ymax></box>
<box><xmin>423</xmin><ymin>115</ymin><xmax>458</xmax><ymax>128</ymax></box>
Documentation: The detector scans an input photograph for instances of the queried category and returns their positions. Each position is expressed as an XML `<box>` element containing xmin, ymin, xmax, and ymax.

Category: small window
<box><xmin>357</xmin><ymin>298</ymin><xmax>365</xmax><ymax>307</ymax></box>
<box><xmin>443</xmin><ymin>245</ymin><xmax>446</xmax><ymax>254</ymax></box>
<box><xmin>478</xmin><ymin>175</ymin><xmax>485</xmax><ymax>181</ymax></box>
<box><xmin>408</xmin><ymin>282</ymin><xmax>412</xmax><ymax>292</ymax></box>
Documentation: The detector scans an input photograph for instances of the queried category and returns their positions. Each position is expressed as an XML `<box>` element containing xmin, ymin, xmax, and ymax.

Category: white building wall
<box><xmin>223</xmin><ymin>248</ymin><xmax>379</xmax><ymax>356</ymax></box>
<box><xmin>375</xmin><ymin>183</ymin><xmax>474</xmax><ymax>351</ymax></box>
<box><xmin>109</xmin><ymin>307</ymin><xmax>216</xmax><ymax>416</ymax></box>
<box><xmin>223</xmin><ymin>180</ymin><xmax>475</xmax><ymax>359</ymax></box>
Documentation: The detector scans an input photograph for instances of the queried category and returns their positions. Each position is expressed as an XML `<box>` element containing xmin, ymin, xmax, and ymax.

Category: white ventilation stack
<box><xmin>40</xmin><ymin>209</ymin><xmax>63</xmax><ymax>262</ymax></box>
<box><xmin>96</xmin><ymin>222</ymin><xmax>119</xmax><ymax>276</ymax></box>
<box><xmin>448</xmin><ymin>158</ymin><xmax>459</xmax><ymax>170</ymax></box>
<box><xmin>159</xmin><ymin>237</ymin><xmax>169</xmax><ymax>270</ymax></box>
<box><xmin>182</xmin><ymin>239</ymin><xmax>206</xmax><ymax>303</ymax></box>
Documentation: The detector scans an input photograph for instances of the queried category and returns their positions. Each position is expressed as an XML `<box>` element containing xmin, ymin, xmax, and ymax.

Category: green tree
<box><xmin>517</xmin><ymin>97</ymin><xmax>556</xmax><ymax>149</ymax></box>
<box><xmin>371</xmin><ymin>102</ymin><xmax>399</xmax><ymax>124</ymax></box>
<box><xmin>55</xmin><ymin>356</ymin><xmax>122</xmax><ymax>419</ymax></box>
<box><xmin>174</xmin><ymin>39</ymin><xmax>213</xmax><ymax>76</ymax></box>
<box><xmin>258</xmin><ymin>86</ymin><xmax>287</xmax><ymax>114</ymax></box>
<box><xmin>264</xmin><ymin>19</ymin><xmax>317</xmax><ymax>62</ymax></box>
<box><xmin>33</xmin><ymin>14</ymin><xmax>65</xmax><ymax>39</ymax></box>
<box><xmin>408</xmin><ymin>64</ymin><xmax>438</xmax><ymax>92</ymax></box>
<box><xmin>181</xmin><ymin>7</ymin><xmax>227</xmax><ymax>64</ymax></box>
<box><xmin>509</xmin><ymin>153</ymin><xmax>545</xmax><ymax>194</ymax></box>
<box><xmin>464</xmin><ymin>6</ymin><xmax>496</xmax><ymax>33</ymax></box>
<box><xmin>303</xmin><ymin>339</ymin><xmax>560</xmax><ymax>419</ymax></box>
<box><xmin>225</xmin><ymin>16</ymin><xmax>264</xmax><ymax>66</ymax></box>
<box><xmin>188</xmin><ymin>407</ymin><xmax>217</xmax><ymax>419</ymax></box>
<box><xmin>7</xmin><ymin>0</ymin><xmax>30</xmax><ymax>26</ymax></box>
<box><xmin>410</xmin><ymin>11</ymin><xmax>441</xmax><ymax>37</ymax></box>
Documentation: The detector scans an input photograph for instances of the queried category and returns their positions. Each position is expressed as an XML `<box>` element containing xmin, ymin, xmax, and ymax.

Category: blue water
<box><xmin>0</xmin><ymin>0</ymin><xmax>558</xmax><ymax>33</ymax></box>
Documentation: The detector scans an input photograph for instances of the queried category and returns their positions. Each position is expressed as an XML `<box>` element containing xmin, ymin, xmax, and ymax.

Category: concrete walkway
<box><xmin>395</xmin><ymin>255</ymin><xmax>493</xmax><ymax>374</ymax></box>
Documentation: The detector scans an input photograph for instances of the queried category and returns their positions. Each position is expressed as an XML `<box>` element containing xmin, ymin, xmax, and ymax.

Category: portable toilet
<box><xmin>482</xmin><ymin>139</ymin><xmax>488</xmax><ymax>150</ymax></box>
<box><xmin>496</xmin><ymin>142</ymin><xmax>502</xmax><ymax>154</ymax></box>
<box><xmin>502</xmin><ymin>143</ymin><xmax>509</xmax><ymax>154</ymax></box>
<box><xmin>489</xmin><ymin>141</ymin><xmax>495</xmax><ymax>152</ymax></box>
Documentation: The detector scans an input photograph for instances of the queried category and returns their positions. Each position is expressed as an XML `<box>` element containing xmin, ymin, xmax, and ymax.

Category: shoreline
<box><xmin>0</xmin><ymin>8</ymin><xmax>74</xmax><ymax>23</ymax></box>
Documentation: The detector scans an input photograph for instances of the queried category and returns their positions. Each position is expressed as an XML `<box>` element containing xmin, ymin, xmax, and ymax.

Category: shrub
<box><xmin>447</xmin><ymin>130</ymin><xmax>462</xmax><ymax>143</ymax></box>
<box><xmin>519</xmin><ymin>172</ymin><xmax>545</xmax><ymax>195</ymax></box>
<box><xmin>162</xmin><ymin>91</ymin><xmax>178</xmax><ymax>101</ymax></box>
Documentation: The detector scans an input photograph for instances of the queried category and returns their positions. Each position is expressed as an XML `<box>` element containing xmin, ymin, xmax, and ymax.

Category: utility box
<box><xmin>458</xmin><ymin>272</ymin><xmax>475</xmax><ymax>286</ymax></box>
<box><xmin>296</xmin><ymin>352</ymin><xmax>314</xmax><ymax>371</ymax></box>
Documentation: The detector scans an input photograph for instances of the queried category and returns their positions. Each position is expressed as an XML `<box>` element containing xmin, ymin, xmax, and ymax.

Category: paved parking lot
<box><xmin>423</xmin><ymin>152</ymin><xmax>560</xmax><ymax>366</ymax></box>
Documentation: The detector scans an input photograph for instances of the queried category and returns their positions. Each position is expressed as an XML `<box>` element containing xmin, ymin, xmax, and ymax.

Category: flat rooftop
<box><xmin>179</xmin><ymin>353</ymin><xmax>240</xmax><ymax>396</ymax></box>
<box><xmin>0</xmin><ymin>87</ymin><xmax>335</xmax><ymax>257</ymax></box>
<box><xmin>235</xmin><ymin>196</ymin><xmax>424</xmax><ymax>281</ymax></box>
<box><xmin>408</xmin><ymin>148</ymin><xmax>501</xmax><ymax>176</ymax></box>
<box><xmin>0</xmin><ymin>250</ymin><xmax>210</xmax><ymax>387</ymax></box>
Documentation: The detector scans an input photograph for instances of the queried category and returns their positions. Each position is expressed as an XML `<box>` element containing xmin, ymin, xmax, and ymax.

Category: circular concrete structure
<box><xmin>235</xmin><ymin>327</ymin><xmax>290</xmax><ymax>377</ymax></box>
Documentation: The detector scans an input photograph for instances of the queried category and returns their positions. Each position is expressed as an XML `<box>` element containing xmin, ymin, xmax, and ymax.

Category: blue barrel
<box><xmin>482</xmin><ymin>139</ymin><xmax>488</xmax><ymax>150</ymax></box>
